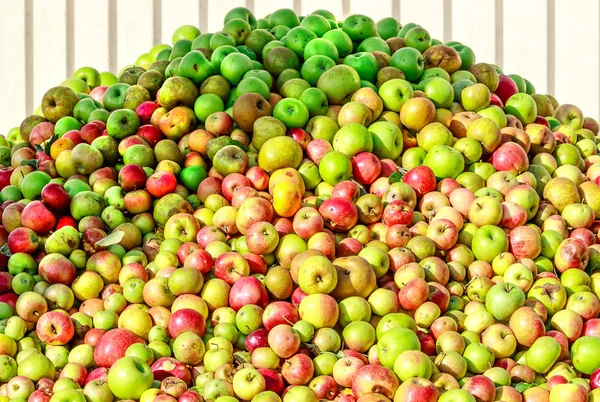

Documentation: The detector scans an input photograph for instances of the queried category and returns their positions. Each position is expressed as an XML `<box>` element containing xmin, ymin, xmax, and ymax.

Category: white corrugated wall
<box><xmin>0</xmin><ymin>0</ymin><xmax>598</xmax><ymax>133</ymax></box>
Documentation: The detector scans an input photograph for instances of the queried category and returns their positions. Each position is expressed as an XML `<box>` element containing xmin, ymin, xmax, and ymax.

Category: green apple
<box><xmin>318</xmin><ymin>151</ymin><xmax>352</xmax><ymax>185</ymax></box>
<box><xmin>454</xmin><ymin>137</ymin><xmax>483</xmax><ymax>165</ymax></box>
<box><xmin>423</xmin><ymin>145</ymin><xmax>464</xmax><ymax>179</ymax></box>
<box><xmin>301</xmin><ymin>55</ymin><xmax>336</xmax><ymax>87</ymax></box>
<box><xmin>389</xmin><ymin>47</ymin><xmax>424</xmax><ymax>82</ymax></box>
<box><xmin>107</xmin><ymin>357</ymin><xmax>153</xmax><ymax>400</ymax></box>
<box><xmin>17</xmin><ymin>354</ymin><xmax>55</xmax><ymax>381</ymax></box>
<box><xmin>300</xmin><ymin>14</ymin><xmax>330</xmax><ymax>37</ymax></box>
<box><xmin>282</xmin><ymin>26</ymin><xmax>317</xmax><ymax>58</ymax></box>
<box><xmin>422</xmin><ymin>77</ymin><xmax>453</xmax><ymax>108</ymax></box>
<box><xmin>404</xmin><ymin>27</ymin><xmax>431</xmax><ymax>53</ymax></box>
<box><xmin>194</xmin><ymin>93</ymin><xmax>225</xmax><ymax>122</ymax></box>
<box><xmin>210</xmin><ymin>45</ymin><xmax>239</xmax><ymax>72</ymax></box>
<box><xmin>299</xmin><ymin>87</ymin><xmax>329</xmax><ymax>117</ymax></box>
<box><xmin>99</xmin><ymin>71</ymin><xmax>118</xmax><ymax>86</ymax></box>
<box><xmin>322</xmin><ymin>29</ymin><xmax>353</xmax><ymax>58</ymax></box>
<box><xmin>317</xmin><ymin>65</ymin><xmax>361</xmax><ymax>104</ymax></box>
<box><xmin>472</xmin><ymin>225</ymin><xmax>508</xmax><ymax>263</ymax></box>
<box><xmin>438</xmin><ymin>390</ymin><xmax>476</xmax><ymax>402</ymax></box>
<box><xmin>344</xmin><ymin>52</ymin><xmax>379</xmax><ymax>83</ymax></box>
<box><xmin>461</xmin><ymin>83</ymin><xmax>490</xmax><ymax>111</ymax></box>
<box><xmin>526</xmin><ymin>336</ymin><xmax>561</xmax><ymax>373</ymax></box>
<box><xmin>368</xmin><ymin>121</ymin><xmax>403</xmax><ymax>160</ymax></box>
<box><xmin>378</xmin><ymin>78</ymin><xmax>413</xmax><ymax>112</ymax></box>
<box><xmin>485</xmin><ymin>282</ymin><xmax>525</xmax><ymax>321</ymax></box>
<box><xmin>417</xmin><ymin>122</ymin><xmax>452</xmax><ymax>151</ymax></box>
<box><xmin>178</xmin><ymin>50</ymin><xmax>216</xmax><ymax>85</ymax></box>
<box><xmin>172</xmin><ymin>24</ymin><xmax>200</xmax><ymax>43</ymax></box>
<box><xmin>333</xmin><ymin>123</ymin><xmax>373</xmax><ymax>157</ymax></box>
<box><xmin>220</xmin><ymin>53</ymin><xmax>253</xmax><ymax>85</ymax></box>
<box><xmin>377</xmin><ymin>17</ymin><xmax>401</xmax><ymax>39</ymax></box>
<box><xmin>478</xmin><ymin>105</ymin><xmax>507</xmax><ymax>128</ymax></box>
<box><xmin>376</xmin><ymin>327</ymin><xmax>420</xmax><ymax>368</ymax></box>
<box><xmin>571</xmin><ymin>336</ymin><xmax>600</xmax><ymax>374</ymax></box>
<box><xmin>73</xmin><ymin>66</ymin><xmax>101</xmax><ymax>89</ymax></box>
<box><xmin>462</xmin><ymin>343</ymin><xmax>495</xmax><ymax>373</ymax></box>
<box><xmin>505</xmin><ymin>93</ymin><xmax>538</xmax><ymax>125</ymax></box>
<box><xmin>273</xmin><ymin>98</ymin><xmax>309</xmax><ymax>129</ymax></box>
<box><xmin>225</xmin><ymin>7</ymin><xmax>257</xmax><ymax>29</ymax></box>
<box><xmin>449</xmin><ymin>43</ymin><xmax>476</xmax><ymax>70</ymax></box>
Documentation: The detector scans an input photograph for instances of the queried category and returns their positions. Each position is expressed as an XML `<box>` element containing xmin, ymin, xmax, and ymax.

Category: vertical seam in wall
<box><xmin>342</xmin><ymin>0</ymin><xmax>350</xmax><ymax>18</ymax></box>
<box><xmin>199</xmin><ymin>0</ymin><xmax>208</xmax><ymax>34</ymax></box>
<box><xmin>547</xmin><ymin>0</ymin><xmax>555</xmax><ymax>97</ymax></box>
<box><xmin>443</xmin><ymin>0</ymin><xmax>452</xmax><ymax>43</ymax></box>
<box><xmin>153</xmin><ymin>0</ymin><xmax>162</xmax><ymax>45</ymax></box>
<box><xmin>66</xmin><ymin>0</ymin><xmax>74</xmax><ymax>76</ymax></box>
<box><xmin>495</xmin><ymin>0</ymin><xmax>504</xmax><ymax>68</ymax></box>
<box><xmin>108</xmin><ymin>0</ymin><xmax>117</xmax><ymax>73</ymax></box>
<box><xmin>392</xmin><ymin>0</ymin><xmax>400</xmax><ymax>23</ymax></box>
<box><xmin>24</xmin><ymin>0</ymin><xmax>33</xmax><ymax>113</ymax></box>
<box><xmin>293</xmin><ymin>0</ymin><xmax>301</xmax><ymax>15</ymax></box>
<box><xmin>245</xmin><ymin>0</ymin><xmax>255</xmax><ymax>14</ymax></box>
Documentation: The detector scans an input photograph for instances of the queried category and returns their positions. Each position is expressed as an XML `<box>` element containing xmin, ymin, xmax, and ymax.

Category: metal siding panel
<box><xmin>116</xmin><ymin>0</ymin><xmax>154</xmax><ymax>70</ymax></box>
<box><xmin>502</xmin><ymin>0</ymin><xmax>548</xmax><ymax>95</ymax></box>
<box><xmin>206</xmin><ymin>0</ymin><xmax>249</xmax><ymax>33</ymax></box>
<box><xmin>399</xmin><ymin>0</ymin><xmax>446</xmax><ymax>42</ymax></box>
<box><xmin>160</xmin><ymin>0</ymin><xmax>201</xmax><ymax>44</ymax></box>
<box><xmin>32</xmin><ymin>0</ymin><xmax>68</xmax><ymax>110</ymax></box>
<box><xmin>451</xmin><ymin>0</ymin><xmax>497</xmax><ymax>66</ymax></box>
<box><xmin>554</xmin><ymin>0</ymin><xmax>599</xmax><ymax>118</ymax></box>
<box><xmin>73</xmin><ymin>0</ymin><xmax>111</xmax><ymax>73</ymax></box>
<box><xmin>349</xmin><ymin>0</ymin><xmax>393</xmax><ymax>23</ymax></box>
<box><xmin>0</xmin><ymin>0</ymin><xmax>27</xmax><ymax>133</ymax></box>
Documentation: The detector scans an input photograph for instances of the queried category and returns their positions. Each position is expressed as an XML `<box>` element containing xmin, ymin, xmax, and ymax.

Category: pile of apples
<box><xmin>3</xmin><ymin>6</ymin><xmax>600</xmax><ymax>402</ymax></box>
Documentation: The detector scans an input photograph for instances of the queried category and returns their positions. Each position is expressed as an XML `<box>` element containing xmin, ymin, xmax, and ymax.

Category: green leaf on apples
<box><xmin>20</xmin><ymin>159</ymin><xmax>39</xmax><ymax>170</ymax></box>
<box><xmin>34</xmin><ymin>144</ymin><xmax>44</xmax><ymax>154</ymax></box>
<box><xmin>95</xmin><ymin>230</ymin><xmax>125</xmax><ymax>247</ymax></box>
<box><xmin>388</xmin><ymin>172</ymin><xmax>403</xmax><ymax>184</ymax></box>
<box><xmin>229</xmin><ymin>139</ymin><xmax>249</xmax><ymax>152</ymax></box>
<box><xmin>514</xmin><ymin>383</ymin><xmax>534</xmax><ymax>393</ymax></box>
<box><xmin>43</xmin><ymin>134</ymin><xmax>59</xmax><ymax>156</ymax></box>
<box><xmin>0</xmin><ymin>244</ymin><xmax>11</xmax><ymax>258</ymax></box>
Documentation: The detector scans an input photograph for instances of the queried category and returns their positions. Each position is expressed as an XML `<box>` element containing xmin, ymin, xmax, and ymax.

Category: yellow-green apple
<box><xmin>481</xmin><ymin>324</ymin><xmax>516</xmax><ymax>359</ymax></box>
<box><xmin>468</xmin><ymin>196</ymin><xmax>502</xmax><ymax>227</ymax></box>
<box><xmin>461</xmin><ymin>83</ymin><xmax>490</xmax><ymax>112</ymax></box>
<box><xmin>526</xmin><ymin>123</ymin><xmax>556</xmax><ymax>155</ymax></box>
<box><xmin>267</xmin><ymin>324</ymin><xmax>300</xmax><ymax>358</ymax></box>
<box><xmin>352</xmin><ymin>365</ymin><xmax>399</xmax><ymax>399</ymax></box>
<box><xmin>298</xmin><ymin>255</ymin><xmax>337</xmax><ymax>294</ymax></box>
<box><xmin>400</xmin><ymin>97</ymin><xmax>436</xmax><ymax>131</ymax></box>
<box><xmin>298</xmin><ymin>294</ymin><xmax>339</xmax><ymax>329</ymax></box>
<box><xmin>232</xmin><ymin>367</ymin><xmax>266</xmax><ymax>400</ymax></box>
<box><xmin>526</xmin><ymin>336</ymin><xmax>561</xmax><ymax>374</ymax></box>
<box><xmin>528</xmin><ymin>278</ymin><xmax>567</xmax><ymax>316</ymax></box>
<box><xmin>553</xmin><ymin>103</ymin><xmax>584</xmax><ymax>130</ymax></box>
<box><xmin>554</xmin><ymin>238</ymin><xmax>589</xmax><ymax>273</ymax></box>
<box><xmin>485</xmin><ymin>283</ymin><xmax>525</xmax><ymax>321</ymax></box>
<box><xmin>462</xmin><ymin>343</ymin><xmax>494</xmax><ymax>374</ymax></box>
<box><xmin>571</xmin><ymin>336</ymin><xmax>600</xmax><ymax>376</ymax></box>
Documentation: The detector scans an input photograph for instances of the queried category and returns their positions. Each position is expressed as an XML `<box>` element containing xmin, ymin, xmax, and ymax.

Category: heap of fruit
<box><xmin>3</xmin><ymin>5</ymin><xmax>600</xmax><ymax>402</ymax></box>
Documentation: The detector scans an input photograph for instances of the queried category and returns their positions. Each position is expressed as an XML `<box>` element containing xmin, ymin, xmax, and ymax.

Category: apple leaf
<box><xmin>388</xmin><ymin>172</ymin><xmax>403</xmax><ymax>184</ymax></box>
<box><xmin>229</xmin><ymin>139</ymin><xmax>249</xmax><ymax>152</ymax></box>
<box><xmin>95</xmin><ymin>230</ymin><xmax>125</xmax><ymax>247</ymax></box>
<box><xmin>514</xmin><ymin>383</ymin><xmax>534</xmax><ymax>393</ymax></box>
<box><xmin>44</xmin><ymin>134</ymin><xmax>59</xmax><ymax>156</ymax></box>
<box><xmin>20</xmin><ymin>159</ymin><xmax>39</xmax><ymax>170</ymax></box>
<box><xmin>0</xmin><ymin>244</ymin><xmax>12</xmax><ymax>258</ymax></box>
